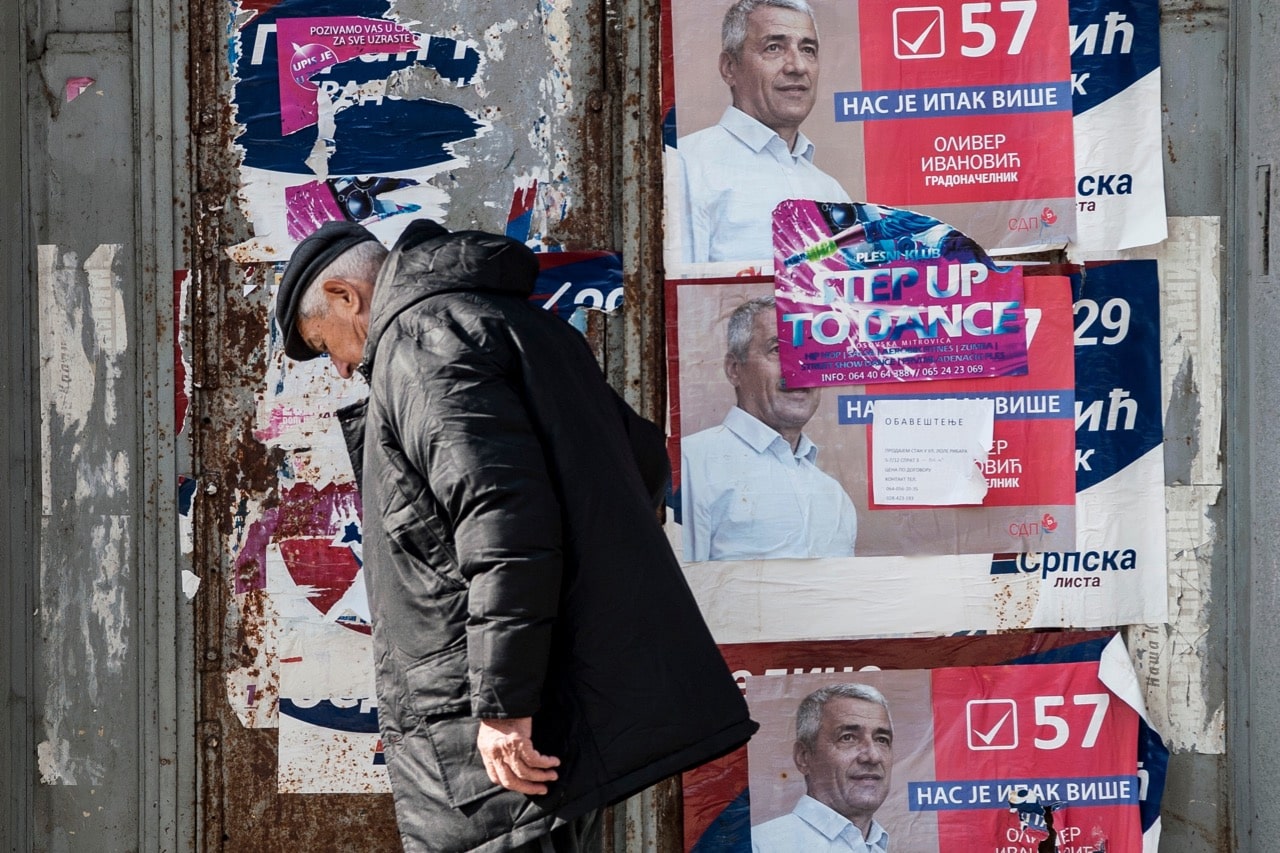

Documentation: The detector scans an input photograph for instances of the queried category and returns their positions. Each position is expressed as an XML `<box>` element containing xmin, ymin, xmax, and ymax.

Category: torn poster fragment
<box><xmin>276</xmin><ymin>622</ymin><xmax>388</xmax><ymax>793</ymax></box>
<box><xmin>277</xmin><ymin>696</ymin><xmax>389</xmax><ymax>794</ymax></box>
<box><xmin>533</xmin><ymin>251</ymin><xmax>624</xmax><ymax>322</ymax></box>
<box><xmin>64</xmin><ymin>77</ymin><xmax>95</xmax><ymax>102</ymax></box>
<box><xmin>1070</xmin><ymin>0</ymin><xmax>1167</xmax><ymax>253</ymax></box>
<box><xmin>230</xmin><ymin>0</ymin><xmax>486</xmax><ymax>260</ymax></box>
<box><xmin>182</xmin><ymin>570</ymin><xmax>202</xmax><ymax>601</ymax></box>
<box><xmin>276</xmin><ymin>16</ymin><xmax>420</xmax><ymax>135</ymax></box>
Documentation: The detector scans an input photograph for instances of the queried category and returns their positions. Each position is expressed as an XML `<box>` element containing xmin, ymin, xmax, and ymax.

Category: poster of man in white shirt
<box><xmin>667</xmin><ymin>0</ymin><xmax>853</xmax><ymax>265</ymax></box>
<box><xmin>748</xmin><ymin>672</ymin><xmax>939</xmax><ymax>852</ymax></box>
<box><xmin>681</xmin><ymin>295</ymin><xmax>858</xmax><ymax>561</ymax></box>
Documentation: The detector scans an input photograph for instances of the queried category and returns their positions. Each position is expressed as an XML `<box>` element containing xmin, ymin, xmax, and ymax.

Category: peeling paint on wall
<box><xmin>85</xmin><ymin>244</ymin><xmax>128</xmax><ymax>427</ymax></box>
<box><xmin>537</xmin><ymin>0</ymin><xmax>574</xmax><ymax>115</ymax></box>
<box><xmin>175</xmin><ymin>270</ymin><xmax>191</xmax><ymax>434</ymax></box>
<box><xmin>480</xmin><ymin>18</ymin><xmax>519</xmax><ymax>67</ymax></box>
<box><xmin>89</xmin><ymin>516</ymin><xmax>132</xmax><ymax>668</ymax></box>
<box><xmin>36</xmin><ymin>243</ymin><xmax>136</xmax><ymax>785</ymax></box>
<box><xmin>1081</xmin><ymin>217</ymin><xmax>1225</xmax><ymax>753</ymax></box>
<box><xmin>38</xmin><ymin>245</ymin><xmax>100</xmax><ymax>512</ymax></box>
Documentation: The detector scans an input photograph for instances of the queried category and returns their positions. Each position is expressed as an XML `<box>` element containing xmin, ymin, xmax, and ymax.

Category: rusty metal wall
<box><xmin>187</xmin><ymin>0</ymin><xmax>675</xmax><ymax>849</ymax></box>
<box><xmin>0</xmin><ymin>0</ymin><xmax>1241</xmax><ymax>849</ymax></box>
<box><xmin>181</xmin><ymin>0</ymin><xmax>1235</xmax><ymax>851</ymax></box>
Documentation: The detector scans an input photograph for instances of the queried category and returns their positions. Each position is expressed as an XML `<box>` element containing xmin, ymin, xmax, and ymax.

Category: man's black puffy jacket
<box><xmin>338</xmin><ymin>221</ymin><xmax>757</xmax><ymax>852</ymax></box>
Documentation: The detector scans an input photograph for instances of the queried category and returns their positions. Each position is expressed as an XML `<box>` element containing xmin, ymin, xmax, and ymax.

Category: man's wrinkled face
<box><xmin>295</xmin><ymin>280</ymin><xmax>370</xmax><ymax>379</ymax></box>
<box><xmin>796</xmin><ymin>696</ymin><xmax>893</xmax><ymax>825</ymax></box>
<box><xmin>727</xmin><ymin>310</ymin><xmax>819</xmax><ymax>435</ymax></box>
<box><xmin>722</xmin><ymin>6</ymin><xmax>819</xmax><ymax>138</ymax></box>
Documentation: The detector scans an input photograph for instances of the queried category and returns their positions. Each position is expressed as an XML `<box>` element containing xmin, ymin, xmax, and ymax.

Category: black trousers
<box><xmin>510</xmin><ymin>809</ymin><xmax>602</xmax><ymax>853</ymax></box>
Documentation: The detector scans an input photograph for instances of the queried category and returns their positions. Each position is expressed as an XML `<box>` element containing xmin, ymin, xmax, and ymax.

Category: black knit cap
<box><xmin>275</xmin><ymin>221</ymin><xmax>379</xmax><ymax>361</ymax></box>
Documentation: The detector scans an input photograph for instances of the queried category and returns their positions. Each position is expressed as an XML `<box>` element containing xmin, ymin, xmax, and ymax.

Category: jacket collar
<box><xmin>359</xmin><ymin>220</ymin><xmax>539</xmax><ymax>376</ymax></box>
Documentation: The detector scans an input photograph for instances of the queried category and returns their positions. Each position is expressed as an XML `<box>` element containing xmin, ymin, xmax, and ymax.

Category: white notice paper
<box><xmin>872</xmin><ymin>398</ymin><xmax>994</xmax><ymax>505</ymax></box>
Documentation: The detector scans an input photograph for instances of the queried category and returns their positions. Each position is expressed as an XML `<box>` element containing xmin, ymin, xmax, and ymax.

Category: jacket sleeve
<box><xmin>610</xmin><ymin>389</ymin><xmax>670</xmax><ymax>510</ymax></box>
<box><xmin>384</xmin><ymin>321</ymin><xmax>562</xmax><ymax>720</ymax></box>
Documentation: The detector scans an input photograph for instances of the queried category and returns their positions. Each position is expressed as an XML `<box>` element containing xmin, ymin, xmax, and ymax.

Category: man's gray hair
<box><xmin>297</xmin><ymin>238</ymin><xmax>389</xmax><ymax>320</ymax></box>
<box><xmin>795</xmin><ymin>683</ymin><xmax>892</xmax><ymax>751</ymax></box>
<box><xmin>722</xmin><ymin>0</ymin><xmax>818</xmax><ymax>58</ymax></box>
<box><xmin>725</xmin><ymin>295</ymin><xmax>776</xmax><ymax>363</ymax></box>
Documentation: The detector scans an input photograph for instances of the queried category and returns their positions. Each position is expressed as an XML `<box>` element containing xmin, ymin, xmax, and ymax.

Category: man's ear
<box><xmin>793</xmin><ymin>740</ymin><xmax>810</xmax><ymax>775</ymax></box>
<box><xmin>719</xmin><ymin>51</ymin><xmax>736</xmax><ymax>89</ymax></box>
<box><xmin>320</xmin><ymin>277</ymin><xmax>363</xmax><ymax>314</ymax></box>
<box><xmin>724</xmin><ymin>352</ymin><xmax>742</xmax><ymax>388</ymax></box>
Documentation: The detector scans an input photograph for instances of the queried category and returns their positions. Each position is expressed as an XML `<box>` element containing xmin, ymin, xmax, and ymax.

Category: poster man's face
<box><xmin>795</xmin><ymin>696</ymin><xmax>894</xmax><ymax>828</ymax></box>
<box><xmin>721</xmin><ymin>6</ymin><xmax>820</xmax><ymax>140</ymax></box>
<box><xmin>727</xmin><ymin>310</ymin><xmax>820</xmax><ymax>436</ymax></box>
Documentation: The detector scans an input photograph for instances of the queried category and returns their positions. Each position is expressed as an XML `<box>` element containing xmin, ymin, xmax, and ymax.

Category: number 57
<box><xmin>1034</xmin><ymin>693</ymin><xmax>1111</xmax><ymax>749</ymax></box>
<box><xmin>961</xmin><ymin>1</ymin><xmax>1038</xmax><ymax>57</ymax></box>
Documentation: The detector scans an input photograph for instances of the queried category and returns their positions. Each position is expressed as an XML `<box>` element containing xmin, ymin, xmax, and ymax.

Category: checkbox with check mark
<box><xmin>893</xmin><ymin>6</ymin><xmax>946</xmax><ymax>60</ymax></box>
<box><xmin>966</xmin><ymin>698</ymin><xmax>1018</xmax><ymax>750</ymax></box>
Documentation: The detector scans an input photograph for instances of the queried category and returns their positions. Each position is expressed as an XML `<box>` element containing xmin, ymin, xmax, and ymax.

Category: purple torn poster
<box><xmin>276</xmin><ymin>16</ymin><xmax>420</xmax><ymax>135</ymax></box>
<box><xmin>773</xmin><ymin>200</ymin><xmax>1028</xmax><ymax>388</ymax></box>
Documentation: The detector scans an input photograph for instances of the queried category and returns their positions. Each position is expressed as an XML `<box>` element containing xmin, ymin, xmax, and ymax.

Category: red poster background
<box><xmin>858</xmin><ymin>0</ymin><xmax>1076</xmax><ymax>206</ymax></box>
<box><xmin>930</xmin><ymin>662</ymin><xmax>1142</xmax><ymax>851</ymax></box>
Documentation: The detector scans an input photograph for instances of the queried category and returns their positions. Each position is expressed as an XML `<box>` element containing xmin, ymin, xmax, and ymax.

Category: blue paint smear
<box><xmin>506</xmin><ymin>209</ymin><xmax>534</xmax><ymax>242</ymax></box>
<box><xmin>235</xmin><ymin>0</ymin><xmax>483</xmax><ymax>175</ymax></box>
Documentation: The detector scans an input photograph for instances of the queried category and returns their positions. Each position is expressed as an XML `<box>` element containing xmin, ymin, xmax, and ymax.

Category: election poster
<box><xmin>672</xmin><ymin>272</ymin><xmax>1075</xmax><ymax>559</ymax></box>
<box><xmin>1070</xmin><ymin>0</ymin><xmax>1166</xmax><ymax>253</ymax></box>
<box><xmin>1006</xmin><ymin>258</ymin><xmax>1166</xmax><ymax>622</ymax></box>
<box><xmin>668</xmin><ymin>257</ymin><xmax>1168</xmax><ymax>634</ymax></box>
<box><xmin>749</xmin><ymin>664</ymin><xmax>1140</xmax><ymax>851</ymax></box>
<box><xmin>683</xmin><ymin>632</ymin><xmax>1167</xmax><ymax>852</ymax></box>
<box><xmin>664</xmin><ymin>0</ymin><xmax>1077</xmax><ymax>270</ymax></box>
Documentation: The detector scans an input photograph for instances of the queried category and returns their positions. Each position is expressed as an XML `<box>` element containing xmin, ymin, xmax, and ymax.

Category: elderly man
<box><xmin>753</xmin><ymin>683</ymin><xmax>894</xmax><ymax>852</ymax></box>
<box><xmin>275</xmin><ymin>220</ymin><xmax>756</xmax><ymax>852</ymax></box>
<box><xmin>672</xmin><ymin>0</ymin><xmax>851</xmax><ymax>264</ymax></box>
<box><xmin>681</xmin><ymin>296</ymin><xmax>857</xmax><ymax>561</ymax></box>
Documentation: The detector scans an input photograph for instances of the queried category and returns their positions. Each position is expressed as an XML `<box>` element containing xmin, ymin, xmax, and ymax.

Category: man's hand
<box><xmin>477</xmin><ymin>717</ymin><xmax>560</xmax><ymax>796</ymax></box>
